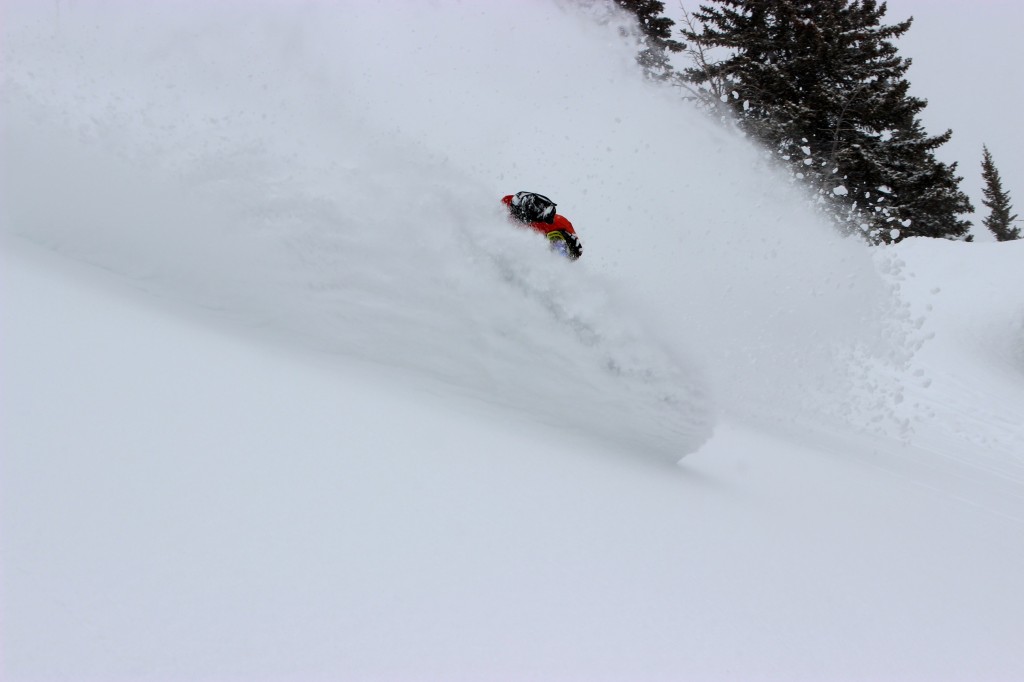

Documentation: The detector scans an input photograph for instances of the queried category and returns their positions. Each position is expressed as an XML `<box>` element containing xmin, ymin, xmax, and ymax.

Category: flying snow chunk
<box><xmin>832</xmin><ymin>185</ymin><xmax>849</xmax><ymax>196</ymax></box>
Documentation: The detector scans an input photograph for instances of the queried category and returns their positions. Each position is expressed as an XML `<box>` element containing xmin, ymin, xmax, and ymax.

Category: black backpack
<box><xmin>511</xmin><ymin>191</ymin><xmax>557</xmax><ymax>224</ymax></box>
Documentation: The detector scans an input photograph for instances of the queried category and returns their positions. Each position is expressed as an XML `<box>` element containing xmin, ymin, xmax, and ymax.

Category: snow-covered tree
<box><xmin>678</xmin><ymin>0</ymin><xmax>973</xmax><ymax>243</ymax></box>
<box><xmin>614</xmin><ymin>0</ymin><xmax>684</xmax><ymax>79</ymax></box>
<box><xmin>980</xmin><ymin>145</ymin><xmax>1021</xmax><ymax>241</ymax></box>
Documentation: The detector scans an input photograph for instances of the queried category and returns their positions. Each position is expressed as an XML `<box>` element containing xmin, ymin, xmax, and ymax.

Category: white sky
<box><xmin>884</xmin><ymin>0</ymin><xmax>1024</xmax><ymax>238</ymax></box>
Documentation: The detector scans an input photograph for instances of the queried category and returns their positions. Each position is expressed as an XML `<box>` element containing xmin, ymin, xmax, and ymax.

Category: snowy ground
<box><xmin>2</xmin><ymin>2</ymin><xmax>1023</xmax><ymax>680</ymax></box>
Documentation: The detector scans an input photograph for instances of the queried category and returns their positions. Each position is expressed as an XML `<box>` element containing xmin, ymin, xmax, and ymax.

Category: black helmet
<box><xmin>511</xmin><ymin>191</ymin><xmax>556</xmax><ymax>224</ymax></box>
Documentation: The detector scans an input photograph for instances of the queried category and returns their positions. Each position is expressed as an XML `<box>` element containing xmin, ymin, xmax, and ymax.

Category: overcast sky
<box><xmin>883</xmin><ymin>0</ymin><xmax>1024</xmax><ymax>238</ymax></box>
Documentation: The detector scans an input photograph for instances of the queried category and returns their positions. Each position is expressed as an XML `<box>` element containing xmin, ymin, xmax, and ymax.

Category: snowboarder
<box><xmin>502</xmin><ymin>191</ymin><xmax>583</xmax><ymax>260</ymax></box>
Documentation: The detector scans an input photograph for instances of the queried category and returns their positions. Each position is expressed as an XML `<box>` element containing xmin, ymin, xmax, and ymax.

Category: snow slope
<box><xmin>2</xmin><ymin>1</ymin><xmax>1023</xmax><ymax>680</ymax></box>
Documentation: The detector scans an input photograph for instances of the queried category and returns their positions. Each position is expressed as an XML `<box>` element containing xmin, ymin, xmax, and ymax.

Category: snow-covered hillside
<box><xmin>2</xmin><ymin>2</ymin><xmax>1023</xmax><ymax>680</ymax></box>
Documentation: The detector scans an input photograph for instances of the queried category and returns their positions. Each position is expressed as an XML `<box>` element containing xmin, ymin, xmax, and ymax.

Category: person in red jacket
<box><xmin>501</xmin><ymin>191</ymin><xmax>583</xmax><ymax>260</ymax></box>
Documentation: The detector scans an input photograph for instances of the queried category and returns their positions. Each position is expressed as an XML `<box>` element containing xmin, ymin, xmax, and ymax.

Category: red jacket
<box><xmin>501</xmin><ymin>195</ymin><xmax>578</xmax><ymax>237</ymax></box>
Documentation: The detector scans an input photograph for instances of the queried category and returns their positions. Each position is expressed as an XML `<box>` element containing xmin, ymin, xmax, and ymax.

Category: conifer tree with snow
<box><xmin>614</xmin><ymin>0</ymin><xmax>684</xmax><ymax>80</ymax></box>
<box><xmin>678</xmin><ymin>0</ymin><xmax>973</xmax><ymax>243</ymax></box>
<box><xmin>980</xmin><ymin>145</ymin><xmax>1020</xmax><ymax>241</ymax></box>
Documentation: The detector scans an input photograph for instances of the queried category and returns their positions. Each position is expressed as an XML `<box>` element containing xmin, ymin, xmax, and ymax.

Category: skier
<box><xmin>501</xmin><ymin>191</ymin><xmax>583</xmax><ymax>260</ymax></box>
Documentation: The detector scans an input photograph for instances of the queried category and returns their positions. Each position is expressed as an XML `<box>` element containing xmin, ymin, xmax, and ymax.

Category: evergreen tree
<box><xmin>679</xmin><ymin>0</ymin><xmax>973</xmax><ymax>243</ymax></box>
<box><xmin>614</xmin><ymin>0</ymin><xmax>684</xmax><ymax>79</ymax></box>
<box><xmin>980</xmin><ymin>145</ymin><xmax>1020</xmax><ymax>241</ymax></box>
